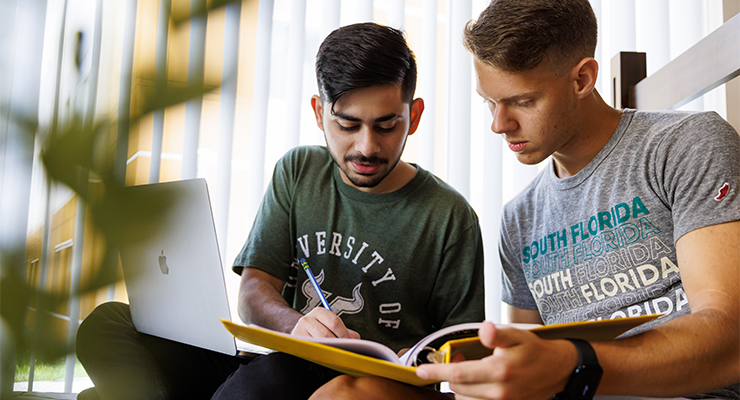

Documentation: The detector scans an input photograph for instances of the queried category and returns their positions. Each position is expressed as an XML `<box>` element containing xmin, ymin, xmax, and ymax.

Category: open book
<box><xmin>221</xmin><ymin>314</ymin><xmax>658</xmax><ymax>386</ymax></box>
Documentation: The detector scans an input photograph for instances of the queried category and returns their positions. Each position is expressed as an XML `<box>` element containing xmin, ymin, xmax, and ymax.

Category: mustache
<box><xmin>344</xmin><ymin>155</ymin><xmax>387</xmax><ymax>165</ymax></box>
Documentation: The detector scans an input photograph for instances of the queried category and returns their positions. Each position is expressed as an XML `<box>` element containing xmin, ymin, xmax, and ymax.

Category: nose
<box><xmin>490</xmin><ymin>104</ymin><xmax>517</xmax><ymax>134</ymax></box>
<box><xmin>355</xmin><ymin>126</ymin><xmax>381</xmax><ymax>157</ymax></box>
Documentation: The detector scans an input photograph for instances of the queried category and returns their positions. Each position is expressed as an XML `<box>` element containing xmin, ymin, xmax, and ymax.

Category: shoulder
<box><xmin>416</xmin><ymin>167</ymin><xmax>479</xmax><ymax>219</ymax></box>
<box><xmin>629</xmin><ymin>110</ymin><xmax>738</xmax><ymax>143</ymax></box>
<box><xmin>630</xmin><ymin>109</ymin><xmax>717</xmax><ymax>126</ymax></box>
<box><xmin>278</xmin><ymin>145</ymin><xmax>331</xmax><ymax>165</ymax></box>
<box><xmin>273</xmin><ymin>145</ymin><xmax>333</xmax><ymax>174</ymax></box>
<box><xmin>620</xmin><ymin>111</ymin><xmax>739</xmax><ymax>172</ymax></box>
<box><xmin>501</xmin><ymin>168</ymin><xmax>549</xmax><ymax>222</ymax></box>
<box><xmin>418</xmin><ymin>168</ymin><xmax>468</xmax><ymax>201</ymax></box>
<box><xmin>266</xmin><ymin>146</ymin><xmax>334</xmax><ymax>193</ymax></box>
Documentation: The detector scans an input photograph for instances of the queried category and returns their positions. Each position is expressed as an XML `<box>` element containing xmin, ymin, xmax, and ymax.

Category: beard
<box><xmin>343</xmin><ymin>154</ymin><xmax>393</xmax><ymax>188</ymax></box>
<box><xmin>327</xmin><ymin>149</ymin><xmax>401</xmax><ymax>188</ymax></box>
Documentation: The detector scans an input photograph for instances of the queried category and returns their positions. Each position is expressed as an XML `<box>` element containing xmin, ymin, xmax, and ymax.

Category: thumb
<box><xmin>479</xmin><ymin>321</ymin><xmax>526</xmax><ymax>350</ymax></box>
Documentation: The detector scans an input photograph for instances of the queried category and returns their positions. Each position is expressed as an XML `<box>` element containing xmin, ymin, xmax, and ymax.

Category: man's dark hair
<box><xmin>315</xmin><ymin>22</ymin><xmax>417</xmax><ymax>108</ymax></box>
<box><xmin>464</xmin><ymin>0</ymin><xmax>598</xmax><ymax>72</ymax></box>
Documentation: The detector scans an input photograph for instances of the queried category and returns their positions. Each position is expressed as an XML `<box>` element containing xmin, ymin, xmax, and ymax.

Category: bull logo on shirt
<box><xmin>300</xmin><ymin>270</ymin><xmax>364</xmax><ymax>316</ymax></box>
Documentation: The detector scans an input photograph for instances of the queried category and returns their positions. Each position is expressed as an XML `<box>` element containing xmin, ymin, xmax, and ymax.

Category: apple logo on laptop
<box><xmin>158</xmin><ymin>250</ymin><xmax>169</xmax><ymax>275</ymax></box>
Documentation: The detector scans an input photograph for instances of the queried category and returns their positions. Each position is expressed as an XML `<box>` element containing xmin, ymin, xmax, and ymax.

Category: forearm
<box><xmin>595</xmin><ymin>222</ymin><xmax>740</xmax><ymax>396</ymax></box>
<box><xmin>236</xmin><ymin>267</ymin><xmax>358</xmax><ymax>339</ymax></box>
<box><xmin>239</xmin><ymin>284</ymin><xmax>302</xmax><ymax>333</ymax></box>
<box><xmin>595</xmin><ymin>308</ymin><xmax>739</xmax><ymax>397</ymax></box>
<box><xmin>237</xmin><ymin>268</ymin><xmax>303</xmax><ymax>333</ymax></box>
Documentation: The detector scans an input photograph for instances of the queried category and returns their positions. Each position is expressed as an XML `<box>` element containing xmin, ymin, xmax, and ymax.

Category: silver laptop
<box><xmin>118</xmin><ymin>178</ymin><xmax>263</xmax><ymax>356</ymax></box>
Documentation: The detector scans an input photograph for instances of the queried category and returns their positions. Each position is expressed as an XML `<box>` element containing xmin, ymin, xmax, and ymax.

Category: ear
<box><xmin>572</xmin><ymin>57</ymin><xmax>598</xmax><ymax>99</ymax></box>
<box><xmin>311</xmin><ymin>95</ymin><xmax>325</xmax><ymax>131</ymax></box>
<box><xmin>407</xmin><ymin>98</ymin><xmax>425</xmax><ymax>136</ymax></box>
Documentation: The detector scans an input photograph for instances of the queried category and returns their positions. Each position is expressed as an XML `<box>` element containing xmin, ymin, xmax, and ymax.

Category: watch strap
<box><xmin>555</xmin><ymin>338</ymin><xmax>603</xmax><ymax>400</ymax></box>
<box><xmin>568</xmin><ymin>338</ymin><xmax>598</xmax><ymax>366</ymax></box>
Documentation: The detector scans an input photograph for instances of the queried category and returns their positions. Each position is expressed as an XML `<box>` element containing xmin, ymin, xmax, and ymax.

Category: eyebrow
<box><xmin>331</xmin><ymin>111</ymin><xmax>400</xmax><ymax>123</ymax></box>
<box><xmin>477</xmin><ymin>90</ymin><xmax>539</xmax><ymax>103</ymax></box>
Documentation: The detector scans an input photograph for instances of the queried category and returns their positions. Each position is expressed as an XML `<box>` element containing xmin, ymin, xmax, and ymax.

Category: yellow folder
<box><xmin>222</xmin><ymin>314</ymin><xmax>659</xmax><ymax>386</ymax></box>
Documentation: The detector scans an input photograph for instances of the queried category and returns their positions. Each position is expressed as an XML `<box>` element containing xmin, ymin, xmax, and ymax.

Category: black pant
<box><xmin>76</xmin><ymin>302</ymin><xmax>246</xmax><ymax>400</ymax></box>
<box><xmin>210</xmin><ymin>352</ymin><xmax>341</xmax><ymax>400</ymax></box>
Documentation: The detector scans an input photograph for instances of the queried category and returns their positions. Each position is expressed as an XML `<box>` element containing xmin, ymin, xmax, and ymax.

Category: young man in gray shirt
<box><xmin>312</xmin><ymin>1</ymin><xmax>740</xmax><ymax>399</ymax></box>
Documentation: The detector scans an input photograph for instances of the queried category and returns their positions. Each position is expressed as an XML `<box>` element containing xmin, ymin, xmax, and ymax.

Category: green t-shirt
<box><xmin>233</xmin><ymin>146</ymin><xmax>485</xmax><ymax>351</ymax></box>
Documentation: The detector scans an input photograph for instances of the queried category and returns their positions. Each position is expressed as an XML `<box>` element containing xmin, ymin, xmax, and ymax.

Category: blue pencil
<box><xmin>300</xmin><ymin>258</ymin><xmax>332</xmax><ymax>311</ymax></box>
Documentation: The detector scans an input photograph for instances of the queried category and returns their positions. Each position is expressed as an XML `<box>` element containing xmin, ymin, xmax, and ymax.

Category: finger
<box><xmin>452</xmin><ymin>390</ymin><xmax>493</xmax><ymax>400</ymax></box>
<box><xmin>309</xmin><ymin>320</ymin><xmax>341</xmax><ymax>337</ymax></box>
<box><xmin>417</xmin><ymin>361</ymin><xmax>512</xmax><ymax>399</ymax></box>
<box><xmin>478</xmin><ymin>321</ymin><xmax>497</xmax><ymax>349</ymax></box>
<box><xmin>292</xmin><ymin>315</ymin><xmax>336</xmax><ymax>338</ymax></box>
<box><xmin>313</xmin><ymin>310</ymin><xmax>356</xmax><ymax>339</ymax></box>
<box><xmin>292</xmin><ymin>309</ymin><xmax>340</xmax><ymax>337</ymax></box>
<box><xmin>451</xmin><ymin>394</ymin><xmax>478</xmax><ymax>400</ymax></box>
<box><xmin>480</xmin><ymin>322</ymin><xmax>529</xmax><ymax>350</ymax></box>
<box><xmin>417</xmin><ymin>340</ymin><xmax>523</xmax><ymax>384</ymax></box>
<box><xmin>420</xmin><ymin>359</ymin><xmax>506</xmax><ymax>385</ymax></box>
<box><xmin>297</xmin><ymin>308</ymin><xmax>358</xmax><ymax>339</ymax></box>
<box><xmin>449</xmin><ymin>382</ymin><xmax>503</xmax><ymax>400</ymax></box>
<box><xmin>417</xmin><ymin>359</ymin><xmax>486</xmax><ymax>383</ymax></box>
<box><xmin>451</xmin><ymin>351</ymin><xmax>467</xmax><ymax>363</ymax></box>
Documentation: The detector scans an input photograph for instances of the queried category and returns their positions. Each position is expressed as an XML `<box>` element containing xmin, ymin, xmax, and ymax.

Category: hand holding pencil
<box><xmin>290</xmin><ymin>258</ymin><xmax>361</xmax><ymax>340</ymax></box>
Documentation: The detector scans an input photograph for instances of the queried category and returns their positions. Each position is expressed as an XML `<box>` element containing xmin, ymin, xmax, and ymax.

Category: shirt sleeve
<box><xmin>656</xmin><ymin>112</ymin><xmax>740</xmax><ymax>243</ymax></box>
<box><xmin>426</xmin><ymin>209</ymin><xmax>486</xmax><ymax>329</ymax></box>
<box><xmin>232</xmin><ymin>150</ymin><xmax>297</xmax><ymax>280</ymax></box>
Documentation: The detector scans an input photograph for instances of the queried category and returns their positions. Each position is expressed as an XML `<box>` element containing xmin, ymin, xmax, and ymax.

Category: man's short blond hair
<box><xmin>464</xmin><ymin>0</ymin><xmax>598</xmax><ymax>72</ymax></box>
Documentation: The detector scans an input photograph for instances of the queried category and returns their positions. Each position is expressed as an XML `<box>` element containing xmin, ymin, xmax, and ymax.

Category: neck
<box><xmin>381</xmin><ymin>160</ymin><xmax>417</xmax><ymax>192</ymax></box>
<box><xmin>553</xmin><ymin>90</ymin><xmax>622</xmax><ymax>178</ymax></box>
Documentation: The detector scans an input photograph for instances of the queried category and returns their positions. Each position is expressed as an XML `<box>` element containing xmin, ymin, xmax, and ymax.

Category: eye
<box><xmin>515</xmin><ymin>99</ymin><xmax>533</xmax><ymax>107</ymax></box>
<box><xmin>375</xmin><ymin>125</ymin><xmax>396</xmax><ymax>134</ymax></box>
<box><xmin>338</xmin><ymin>124</ymin><xmax>359</xmax><ymax>132</ymax></box>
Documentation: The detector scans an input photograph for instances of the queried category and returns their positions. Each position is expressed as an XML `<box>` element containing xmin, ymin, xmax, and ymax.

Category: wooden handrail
<box><xmin>631</xmin><ymin>12</ymin><xmax>740</xmax><ymax>110</ymax></box>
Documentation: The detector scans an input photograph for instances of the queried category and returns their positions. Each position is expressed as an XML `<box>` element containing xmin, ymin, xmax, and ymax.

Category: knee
<box><xmin>76</xmin><ymin>302</ymin><xmax>132</xmax><ymax>362</ymax></box>
<box><xmin>310</xmin><ymin>375</ymin><xmax>413</xmax><ymax>399</ymax></box>
<box><xmin>309</xmin><ymin>375</ymin><xmax>360</xmax><ymax>400</ymax></box>
<box><xmin>310</xmin><ymin>375</ymin><xmax>405</xmax><ymax>400</ymax></box>
<box><xmin>310</xmin><ymin>376</ymin><xmax>447</xmax><ymax>400</ymax></box>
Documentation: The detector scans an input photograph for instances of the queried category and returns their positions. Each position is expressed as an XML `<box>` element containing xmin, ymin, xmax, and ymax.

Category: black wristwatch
<box><xmin>554</xmin><ymin>338</ymin><xmax>603</xmax><ymax>400</ymax></box>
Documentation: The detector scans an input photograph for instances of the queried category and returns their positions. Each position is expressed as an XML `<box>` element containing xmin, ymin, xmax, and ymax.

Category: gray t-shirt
<box><xmin>234</xmin><ymin>146</ymin><xmax>485</xmax><ymax>352</ymax></box>
<box><xmin>500</xmin><ymin>109</ymin><xmax>740</xmax><ymax>398</ymax></box>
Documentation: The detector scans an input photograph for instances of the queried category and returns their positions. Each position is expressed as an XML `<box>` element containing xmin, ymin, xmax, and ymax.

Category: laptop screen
<box><xmin>118</xmin><ymin>178</ymin><xmax>237</xmax><ymax>355</ymax></box>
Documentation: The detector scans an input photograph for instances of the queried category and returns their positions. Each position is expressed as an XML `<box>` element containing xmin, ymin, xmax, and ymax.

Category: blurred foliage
<box><xmin>14</xmin><ymin>356</ymin><xmax>86</xmax><ymax>383</ymax></box>
<box><xmin>0</xmin><ymin>0</ymin><xmax>241</xmax><ymax>371</ymax></box>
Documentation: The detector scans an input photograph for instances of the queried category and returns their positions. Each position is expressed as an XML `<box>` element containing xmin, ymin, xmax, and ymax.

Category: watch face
<box><xmin>568</xmin><ymin>365</ymin><xmax>603</xmax><ymax>399</ymax></box>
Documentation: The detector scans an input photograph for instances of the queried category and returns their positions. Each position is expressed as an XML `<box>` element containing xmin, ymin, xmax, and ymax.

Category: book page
<box><xmin>307</xmin><ymin>336</ymin><xmax>401</xmax><ymax>364</ymax></box>
<box><xmin>221</xmin><ymin>320</ymin><xmax>435</xmax><ymax>386</ymax></box>
<box><xmin>226</xmin><ymin>322</ymin><xmax>403</xmax><ymax>364</ymax></box>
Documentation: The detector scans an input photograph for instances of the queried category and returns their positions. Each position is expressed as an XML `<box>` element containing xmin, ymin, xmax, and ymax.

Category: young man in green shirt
<box><xmin>77</xmin><ymin>22</ymin><xmax>484</xmax><ymax>400</ymax></box>
<box><xmin>209</xmin><ymin>22</ymin><xmax>485</xmax><ymax>399</ymax></box>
